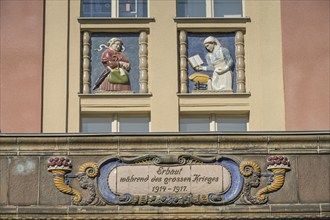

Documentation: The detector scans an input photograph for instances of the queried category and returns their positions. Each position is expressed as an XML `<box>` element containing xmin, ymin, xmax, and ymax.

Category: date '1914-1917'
<box><xmin>152</xmin><ymin>185</ymin><xmax>188</xmax><ymax>193</ymax></box>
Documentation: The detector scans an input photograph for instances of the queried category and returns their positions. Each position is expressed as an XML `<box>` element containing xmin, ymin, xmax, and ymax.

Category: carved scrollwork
<box><xmin>48</xmin><ymin>155</ymin><xmax>244</xmax><ymax>206</ymax></box>
<box><xmin>96</xmin><ymin>155</ymin><xmax>243</xmax><ymax>206</ymax></box>
<box><xmin>239</xmin><ymin>156</ymin><xmax>291</xmax><ymax>204</ymax></box>
<box><xmin>192</xmin><ymin>194</ymin><xmax>209</xmax><ymax>205</ymax></box>
<box><xmin>208</xmin><ymin>193</ymin><xmax>223</xmax><ymax>203</ymax></box>
<box><xmin>118</xmin><ymin>154</ymin><xmax>157</xmax><ymax>164</ymax></box>
<box><xmin>47</xmin><ymin>157</ymin><xmax>104</xmax><ymax>206</ymax></box>
<box><xmin>122</xmin><ymin>193</ymin><xmax>219</xmax><ymax>206</ymax></box>
<box><xmin>115</xmin><ymin>154</ymin><xmax>219</xmax><ymax>166</ymax></box>
<box><xmin>177</xmin><ymin>156</ymin><xmax>187</xmax><ymax>165</ymax></box>
<box><xmin>240</xmin><ymin>160</ymin><xmax>261</xmax><ymax>176</ymax></box>
<box><xmin>78</xmin><ymin>162</ymin><xmax>99</xmax><ymax>178</ymax></box>
<box><xmin>152</xmin><ymin>156</ymin><xmax>162</xmax><ymax>165</ymax></box>
<box><xmin>147</xmin><ymin>194</ymin><xmax>192</xmax><ymax>206</ymax></box>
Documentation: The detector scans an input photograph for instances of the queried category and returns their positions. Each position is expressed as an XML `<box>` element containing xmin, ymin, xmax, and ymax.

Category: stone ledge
<box><xmin>0</xmin><ymin>204</ymin><xmax>328</xmax><ymax>219</ymax></box>
<box><xmin>174</xmin><ymin>17</ymin><xmax>251</xmax><ymax>24</ymax></box>
<box><xmin>17</xmin><ymin>206</ymin><xmax>68</xmax><ymax>214</ymax></box>
<box><xmin>270</xmin><ymin>204</ymin><xmax>321</xmax><ymax>213</ymax></box>
<box><xmin>0</xmin><ymin>206</ymin><xmax>17</xmax><ymax>214</ymax></box>
<box><xmin>321</xmin><ymin>203</ymin><xmax>330</xmax><ymax>212</ymax></box>
<box><xmin>1</xmin><ymin>133</ymin><xmax>329</xmax><ymax>156</ymax></box>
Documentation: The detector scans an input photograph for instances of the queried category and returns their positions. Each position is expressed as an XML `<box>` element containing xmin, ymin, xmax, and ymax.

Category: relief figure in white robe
<box><xmin>195</xmin><ymin>36</ymin><xmax>234</xmax><ymax>91</ymax></box>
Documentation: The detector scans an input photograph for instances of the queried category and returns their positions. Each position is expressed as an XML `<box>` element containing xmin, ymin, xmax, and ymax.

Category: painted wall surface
<box><xmin>0</xmin><ymin>0</ymin><xmax>43</xmax><ymax>133</ymax></box>
<box><xmin>42</xmin><ymin>0</ymin><xmax>69</xmax><ymax>133</ymax></box>
<box><xmin>78</xmin><ymin>1</ymin><xmax>285</xmax><ymax>132</ymax></box>
<box><xmin>244</xmin><ymin>0</ymin><xmax>285</xmax><ymax>131</ymax></box>
<box><xmin>1</xmin><ymin>1</ymin><xmax>328</xmax><ymax>133</ymax></box>
<box><xmin>281</xmin><ymin>0</ymin><xmax>330</xmax><ymax>130</ymax></box>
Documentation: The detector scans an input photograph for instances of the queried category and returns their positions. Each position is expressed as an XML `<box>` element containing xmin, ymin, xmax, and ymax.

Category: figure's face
<box><xmin>204</xmin><ymin>42</ymin><xmax>215</xmax><ymax>52</ymax></box>
<box><xmin>111</xmin><ymin>41</ymin><xmax>122</xmax><ymax>52</ymax></box>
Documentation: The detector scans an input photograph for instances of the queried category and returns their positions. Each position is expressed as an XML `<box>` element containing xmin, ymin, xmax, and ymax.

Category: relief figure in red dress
<box><xmin>99</xmin><ymin>38</ymin><xmax>131</xmax><ymax>91</ymax></box>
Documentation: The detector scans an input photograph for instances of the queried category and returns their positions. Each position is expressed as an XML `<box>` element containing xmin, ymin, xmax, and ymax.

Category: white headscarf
<box><xmin>96</xmin><ymin>37</ymin><xmax>125</xmax><ymax>52</ymax></box>
<box><xmin>107</xmin><ymin>38</ymin><xmax>123</xmax><ymax>47</ymax></box>
<box><xmin>203</xmin><ymin>36</ymin><xmax>221</xmax><ymax>54</ymax></box>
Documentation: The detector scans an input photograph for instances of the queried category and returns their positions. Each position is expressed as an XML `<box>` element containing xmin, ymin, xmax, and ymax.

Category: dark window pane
<box><xmin>119</xmin><ymin>0</ymin><xmax>148</xmax><ymax>17</ymax></box>
<box><xmin>81</xmin><ymin>116</ymin><xmax>112</xmax><ymax>133</ymax></box>
<box><xmin>216</xmin><ymin>116</ymin><xmax>248</xmax><ymax>131</ymax></box>
<box><xmin>180</xmin><ymin>115</ymin><xmax>210</xmax><ymax>132</ymax></box>
<box><xmin>118</xmin><ymin>115</ymin><xmax>150</xmax><ymax>132</ymax></box>
<box><xmin>81</xmin><ymin>0</ymin><xmax>112</xmax><ymax>17</ymax></box>
<box><xmin>214</xmin><ymin>0</ymin><xmax>242</xmax><ymax>17</ymax></box>
<box><xmin>177</xmin><ymin>0</ymin><xmax>206</xmax><ymax>17</ymax></box>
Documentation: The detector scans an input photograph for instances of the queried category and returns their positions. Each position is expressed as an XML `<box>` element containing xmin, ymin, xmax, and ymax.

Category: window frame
<box><xmin>180</xmin><ymin>113</ymin><xmax>249</xmax><ymax>132</ymax></box>
<box><xmin>81</xmin><ymin>0</ymin><xmax>149</xmax><ymax>18</ymax></box>
<box><xmin>176</xmin><ymin>0</ymin><xmax>244</xmax><ymax>18</ymax></box>
<box><xmin>80</xmin><ymin>113</ymin><xmax>150</xmax><ymax>133</ymax></box>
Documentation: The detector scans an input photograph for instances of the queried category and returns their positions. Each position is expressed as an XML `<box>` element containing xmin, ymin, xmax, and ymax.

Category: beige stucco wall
<box><xmin>0</xmin><ymin>0</ymin><xmax>43</xmax><ymax>133</ymax></box>
<box><xmin>149</xmin><ymin>0</ymin><xmax>179</xmax><ymax>132</ymax></box>
<box><xmin>43</xmin><ymin>0</ymin><xmax>69</xmax><ymax>132</ymax></box>
<box><xmin>245</xmin><ymin>0</ymin><xmax>285</xmax><ymax>131</ymax></box>
<box><xmin>281</xmin><ymin>0</ymin><xmax>330</xmax><ymax>131</ymax></box>
<box><xmin>42</xmin><ymin>0</ymin><xmax>286</xmax><ymax>132</ymax></box>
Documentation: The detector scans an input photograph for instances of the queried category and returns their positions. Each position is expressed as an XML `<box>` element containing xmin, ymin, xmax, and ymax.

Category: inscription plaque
<box><xmin>97</xmin><ymin>155</ymin><xmax>244</xmax><ymax>205</ymax></box>
<box><xmin>108</xmin><ymin>165</ymin><xmax>231</xmax><ymax>195</ymax></box>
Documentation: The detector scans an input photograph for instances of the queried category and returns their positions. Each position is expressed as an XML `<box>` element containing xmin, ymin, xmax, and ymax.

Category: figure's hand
<box><xmin>215</xmin><ymin>67</ymin><xmax>227</xmax><ymax>75</ymax></box>
<box><xmin>194</xmin><ymin>65</ymin><xmax>204</xmax><ymax>71</ymax></box>
<box><xmin>119</xmin><ymin>61</ymin><xmax>130</xmax><ymax>70</ymax></box>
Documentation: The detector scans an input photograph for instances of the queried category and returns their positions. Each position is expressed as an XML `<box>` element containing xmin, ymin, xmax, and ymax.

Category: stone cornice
<box><xmin>0</xmin><ymin>203</ymin><xmax>328</xmax><ymax>219</ymax></box>
<box><xmin>0</xmin><ymin>132</ymin><xmax>329</xmax><ymax>156</ymax></box>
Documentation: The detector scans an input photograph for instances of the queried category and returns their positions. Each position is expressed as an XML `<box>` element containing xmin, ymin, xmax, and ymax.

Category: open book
<box><xmin>188</xmin><ymin>54</ymin><xmax>203</xmax><ymax>68</ymax></box>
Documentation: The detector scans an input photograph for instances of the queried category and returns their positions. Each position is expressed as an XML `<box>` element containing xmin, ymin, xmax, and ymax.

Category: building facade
<box><xmin>0</xmin><ymin>0</ymin><xmax>329</xmax><ymax>219</ymax></box>
<box><xmin>1</xmin><ymin>0</ymin><xmax>329</xmax><ymax>133</ymax></box>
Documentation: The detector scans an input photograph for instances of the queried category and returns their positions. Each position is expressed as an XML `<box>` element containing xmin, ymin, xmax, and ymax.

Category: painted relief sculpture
<box><xmin>48</xmin><ymin>155</ymin><xmax>290</xmax><ymax>206</ymax></box>
<box><xmin>191</xmin><ymin>36</ymin><xmax>234</xmax><ymax>92</ymax></box>
<box><xmin>93</xmin><ymin>38</ymin><xmax>131</xmax><ymax>92</ymax></box>
<box><xmin>239</xmin><ymin>156</ymin><xmax>291</xmax><ymax>204</ymax></box>
<box><xmin>47</xmin><ymin>157</ymin><xmax>101</xmax><ymax>205</ymax></box>
<box><xmin>96</xmin><ymin>155</ymin><xmax>243</xmax><ymax>206</ymax></box>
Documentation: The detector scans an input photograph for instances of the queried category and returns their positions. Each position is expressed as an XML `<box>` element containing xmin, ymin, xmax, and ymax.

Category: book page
<box><xmin>188</xmin><ymin>55</ymin><xmax>203</xmax><ymax>68</ymax></box>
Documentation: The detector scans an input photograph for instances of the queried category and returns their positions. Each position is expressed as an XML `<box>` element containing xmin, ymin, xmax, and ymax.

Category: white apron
<box><xmin>210</xmin><ymin>51</ymin><xmax>233</xmax><ymax>91</ymax></box>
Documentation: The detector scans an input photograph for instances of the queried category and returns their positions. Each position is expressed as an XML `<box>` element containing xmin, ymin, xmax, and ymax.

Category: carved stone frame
<box><xmin>96</xmin><ymin>154</ymin><xmax>244</xmax><ymax>206</ymax></box>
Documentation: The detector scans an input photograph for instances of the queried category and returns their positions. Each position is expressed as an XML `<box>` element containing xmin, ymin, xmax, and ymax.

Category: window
<box><xmin>180</xmin><ymin>114</ymin><xmax>248</xmax><ymax>132</ymax></box>
<box><xmin>119</xmin><ymin>0</ymin><xmax>148</xmax><ymax>17</ymax></box>
<box><xmin>180</xmin><ymin>115</ymin><xmax>210</xmax><ymax>132</ymax></box>
<box><xmin>81</xmin><ymin>0</ymin><xmax>148</xmax><ymax>17</ymax></box>
<box><xmin>177</xmin><ymin>0</ymin><xmax>206</xmax><ymax>17</ymax></box>
<box><xmin>176</xmin><ymin>0</ymin><xmax>242</xmax><ymax>18</ymax></box>
<box><xmin>82</xmin><ymin>0</ymin><xmax>112</xmax><ymax>17</ymax></box>
<box><xmin>81</xmin><ymin>114</ymin><xmax>150</xmax><ymax>132</ymax></box>
<box><xmin>213</xmin><ymin>0</ymin><xmax>243</xmax><ymax>17</ymax></box>
<box><xmin>216</xmin><ymin>115</ymin><xmax>248</xmax><ymax>131</ymax></box>
<box><xmin>81</xmin><ymin>115</ymin><xmax>113</xmax><ymax>132</ymax></box>
<box><xmin>118</xmin><ymin>115</ymin><xmax>149</xmax><ymax>132</ymax></box>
